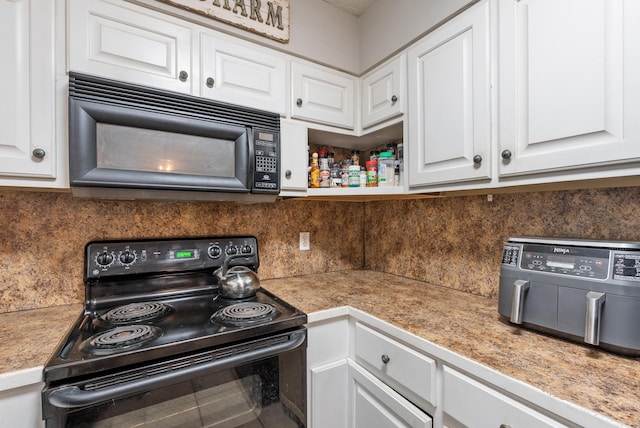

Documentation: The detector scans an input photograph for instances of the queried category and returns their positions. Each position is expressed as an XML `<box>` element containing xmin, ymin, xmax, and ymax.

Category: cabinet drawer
<box><xmin>443</xmin><ymin>366</ymin><xmax>569</xmax><ymax>427</ymax></box>
<box><xmin>354</xmin><ymin>322</ymin><xmax>437</xmax><ymax>409</ymax></box>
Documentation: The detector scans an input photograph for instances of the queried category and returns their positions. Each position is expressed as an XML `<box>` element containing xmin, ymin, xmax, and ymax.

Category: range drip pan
<box><xmin>97</xmin><ymin>302</ymin><xmax>173</xmax><ymax>325</ymax></box>
<box><xmin>82</xmin><ymin>325</ymin><xmax>163</xmax><ymax>355</ymax></box>
<box><xmin>212</xmin><ymin>302</ymin><xmax>279</xmax><ymax>326</ymax></box>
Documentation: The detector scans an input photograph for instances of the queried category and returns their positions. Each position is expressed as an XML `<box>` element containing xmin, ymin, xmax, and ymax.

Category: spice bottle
<box><xmin>341</xmin><ymin>160</ymin><xmax>351</xmax><ymax>187</ymax></box>
<box><xmin>309</xmin><ymin>152</ymin><xmax>320</xmax><ymax>188</ymax></box>
<box><xmin>366</xmin><ymin>160</ymin><xmax>377</xmax><ymax>187</ymax></box>
<box><xmin>348</xmin><ymin>165</ymin><xmax>361</xmax><ymax>187</ymax></box>
<box><xmin>351</xmin><ymin>150</ymin><xmax>360</xmax><ymax>166</ymax></box>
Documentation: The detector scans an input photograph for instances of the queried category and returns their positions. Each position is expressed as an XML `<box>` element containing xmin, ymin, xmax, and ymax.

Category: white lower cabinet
<box><xmin>353</xmin><ymin>321</ymin><xmax>437</xmax><ymax>413</ymax></box>
<box><xmin>442</xmin><ymin>366</ymin><xmax>570</xmax><ymax>428</ymax></box>
<box><xmin>0</xmin><ymin>369</ymin><xmax>45</xmax><ymax>428</ymax></box>
<box><xmin>307</xmin><ymin>308</ymin><xmax>623</xmax><ymax>428</ymax></box>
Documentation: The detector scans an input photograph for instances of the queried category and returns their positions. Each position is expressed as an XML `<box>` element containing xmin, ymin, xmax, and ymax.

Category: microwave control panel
<box><xmin>252</xmin><ymin>129</ymin><xmax>279</xmax><ymax>193</ymax></box>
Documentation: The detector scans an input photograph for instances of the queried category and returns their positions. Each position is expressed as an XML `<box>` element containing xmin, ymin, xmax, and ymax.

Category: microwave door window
<box><xmin>96</xmin><ymin>123</ymin><xmax>235</xmax><ymax>177</ymax></box>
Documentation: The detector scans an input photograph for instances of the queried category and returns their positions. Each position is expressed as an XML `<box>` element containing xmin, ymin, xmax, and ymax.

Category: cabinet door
<box><xmin>68</xmin><ymin>0</ymin><xmax>193</xmax><ymax>94</ymax></box>
<box><xmin>349</xmin><ymin>361</ymin><xmax>432</xmax><ymax>428</ymax></box>
<box><xmin>443</xmin><ymin>366</ymin><xmax>569</xmax><ymax>428</ymax></box>
<box><xmin>498</xmin><ymin>0</ymin><xmax>640</xmax><ymax>177</ymax></box>
<box><xmin>291</xmin><ymin>62</ymin><xmax>356</xmax><ymax>129</ymax></box>
<box><xmin>407</xmin><ymin>0</ymin><xmax>491</xmax><ymax>188</ymax></box>
<box><xmin>200</xmin><ymin>34</ymin><xmax>286</xmax><ymax>114</ymax></box>
<box><xmin>361</xmin><ymin>55</ymin><xmax>406</xmax><ymax>128</ymax></box>
<box><xmin>0</xmin><ymin>0</ymin><xmax>56</xmax><ymax>179</ymax></box>
<box><xmin>279</xmin><ymin>120</ymin><xmax>309</xmax><ymax>194</ymax></box>
<box><xmin>310</xmin><ymin>360</ymin><xmax>349</xmax><ymax>428</ymax></box>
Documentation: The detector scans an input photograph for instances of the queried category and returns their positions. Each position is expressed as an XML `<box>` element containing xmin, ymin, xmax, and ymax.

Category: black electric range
<box><xmin>43</xmin><ymin>236</ymin><xmax>307</xmax><ymax>383</ymax></box>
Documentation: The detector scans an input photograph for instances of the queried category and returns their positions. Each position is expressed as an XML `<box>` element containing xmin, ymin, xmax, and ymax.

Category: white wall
<box><xmin>129</xmin><ymin>0</ymin><xmax>361</xmax><ymax>73</ymax></box>
<box><xmin>358</xmin><ymin>0</ymin><xmax>476</xmax><ymax>71</ymax></box>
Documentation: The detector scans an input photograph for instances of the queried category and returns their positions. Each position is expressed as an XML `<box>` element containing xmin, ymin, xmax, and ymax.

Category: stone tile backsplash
<box><xmin>1</xmin><ymin>186</ymin><xmax>639</xmax><ymax>312</ymax></box>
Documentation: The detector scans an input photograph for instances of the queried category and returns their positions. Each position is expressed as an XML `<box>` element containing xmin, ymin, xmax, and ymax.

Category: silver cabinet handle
<box><xmin>391</xmin><ymin>95</ymin><xmax>398</xmax><ymax>103</ymax></box>
<box><xmin>285</xmin><ymin>170</ymin><xmax>292</xmax><ymax>179</ymax></box>
<box><xmin>501</xmin><ymin>149</ymin><xmax>512</xmax><ymax>160</ymax></box>
<box><xmin>179</xmin><ymin>70</ymin><xmax>189</xmax><ymax>82</ymax></box>
<box><xmin>510</xmin><ymin>279</ymin><xmax>530</xmax><ymax>324</ymax></box>
<box><xmin>473</xmin><ymin>155</ymin><xmax>482</xmax><ymax>164</ymax></box>
<box><xmin>296</xmin><ymin>98</ymin><xmax>303</xmax><ymax>107</ymax></box>
<box><xmin>32</xmin><ymin>148</ymin><xmax>46</xmax><ymax>159</ymax></box>
<box><xmin>381</xmin><ymin>354</ymin><xmax>390</xmax><ymax>364</ymax></box>
<box><xmin>584</xmin><ymin>291</ymin><xmax>606</xmax><ymax>345</ymax></box>
<box><xmin>206</xmin><ymin>77</ymin><xmax>214</xmax><ymax>88</ymax></box>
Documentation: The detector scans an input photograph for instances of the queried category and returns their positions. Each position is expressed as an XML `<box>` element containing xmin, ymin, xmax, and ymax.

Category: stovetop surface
<box><xmin>45</xmin><ymin>283</ymin><xmax>306</xmax><ymax>382</ymax></box>
<box><xmin>44</xmin><ymin>236</ymin><xmax>307</xmax><ymax>382</ymax></box>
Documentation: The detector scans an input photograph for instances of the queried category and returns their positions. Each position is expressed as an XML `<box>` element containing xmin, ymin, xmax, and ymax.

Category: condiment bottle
<box><xmin>309</xmin><ymin>152</ymin><xmax>320</xmax><ymax>188</ymax></box>
<box><xmin>318</xmin><ymin>151</ymin><xmax>330</xmax><ymax>187</ymax></box>
<box><xmin>377</xmin><ymin>151</ymin><xmax>395</xmax><ymax>187</ymax></box>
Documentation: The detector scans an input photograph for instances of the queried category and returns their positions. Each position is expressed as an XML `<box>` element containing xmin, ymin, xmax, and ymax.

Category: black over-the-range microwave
<box><xmin>68</xmin><ymin>72</ymin><xmax>281</xmax><ymax>202</ymax></box>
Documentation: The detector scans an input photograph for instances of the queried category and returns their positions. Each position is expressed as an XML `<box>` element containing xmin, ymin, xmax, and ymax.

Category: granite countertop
<box><xmin>260</xmin><ymin>270</ymin><xmax>639</xmax><ymax>427</ymax></box>
<box><xmin>1</xmin><ymin>271</ymin><xmax>638</xmax><ymax>425</ymax></box>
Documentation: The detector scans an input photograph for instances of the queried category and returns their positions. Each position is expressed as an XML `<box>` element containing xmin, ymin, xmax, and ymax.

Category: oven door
<box><xmin>43</xmin><ymin>329</ymin><xmax>306</xmax><ymax>428</ymax></box>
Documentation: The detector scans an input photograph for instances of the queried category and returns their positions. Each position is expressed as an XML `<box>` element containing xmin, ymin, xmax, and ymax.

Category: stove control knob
<box><xmin>207</xmin><ymin>245</ymin><xmax>222</xmax><ymax>259</ymax></box>
<box><xmin>119</xmin><ymin>250</ymin><xmax>136</xmax><ymax>266</ymax></box>
<box><xmin>226</xmin><ymin>247</ymin><xmax>238</xmax><ymax>255</ymax></box>
<box><xmin>96</xmin><ymin>251</ymin><xmax>114</xmax><ymax>267</ymax></box>
<box><xmin>241</xmin><ymin>245</ymin><xmax>252</xmax><ymax>254</ymax></box>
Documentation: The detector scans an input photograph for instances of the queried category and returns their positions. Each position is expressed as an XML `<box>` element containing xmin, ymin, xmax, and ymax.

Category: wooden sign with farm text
<box><xmin>157</xmin><ymin>0</ymin><xmax>290</xmax><ymax>43</ymax></box>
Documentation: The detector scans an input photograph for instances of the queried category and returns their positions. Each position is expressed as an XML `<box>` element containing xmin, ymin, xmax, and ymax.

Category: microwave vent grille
<box><xmin>69</xmin><ymin>73</ymin><xmax>280</xmax><ymax>131</ymax></box>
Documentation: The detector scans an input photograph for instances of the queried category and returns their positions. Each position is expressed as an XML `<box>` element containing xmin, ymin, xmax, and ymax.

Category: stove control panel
<box><xmin>86</xmin><ymin>236</ymin><xmax>259</xmax><ymax>279</ymax></box>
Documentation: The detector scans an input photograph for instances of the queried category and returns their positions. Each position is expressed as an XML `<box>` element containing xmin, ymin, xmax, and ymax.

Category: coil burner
<box><xmin>82</xmin><ymin>325</ymin><xmax>162</xmax><ymax>355</ymax></box>
<box><xmin>213</xmin><ymin>302</ymin><xmax>278</xmax><ymax>326</ymax></box>
<box><xmin>97</xmin><ymin>302</ymin><xmax>173</xmax><ymax>325</ymax></box>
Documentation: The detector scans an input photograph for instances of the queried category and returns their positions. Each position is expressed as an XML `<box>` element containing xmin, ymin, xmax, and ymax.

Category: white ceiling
<box><xmin>322</xmin><ymin>0</ymin><xmax>376</xmax><ymax>17</ymax></box>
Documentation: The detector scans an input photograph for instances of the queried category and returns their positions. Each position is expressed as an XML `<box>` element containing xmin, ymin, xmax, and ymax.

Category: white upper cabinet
<box><xmin>291</xmin><ymin>61</ymin><xmax>356</xmax><ymax>129</ymax></box>
<box><xmin>498</xmin><ymin>0</ymin><xmax>640</xmax><ymax>177</ymax></box>
<box><xmin>0</xmin><ymin>0</ymin><xmax>57</xmax><ymax>181</ymax></box>
<box><xmin>68</xmin><ymin>0</ymin><xmax>193</xmax><ymax>93</ymax></box>
<box><xmin>407</xmin><ymin>0</ymin><xmax>491</xmax><ymax>189</ymax></box>
<box><xmin>361</xmin><ymin>54</ymin><xmax>406</xmax><ymax>129</ymax></box>
<box><xmin>199</xmin><ymin>34</ymin><xmax>287</xmax><ymax>115</ymax></box>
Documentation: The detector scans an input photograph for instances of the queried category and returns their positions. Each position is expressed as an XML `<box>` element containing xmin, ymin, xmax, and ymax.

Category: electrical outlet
<box><xmin>299</xmin><ymin>232</ymin><xmax>310</xmax><ymax>251</ymax></box>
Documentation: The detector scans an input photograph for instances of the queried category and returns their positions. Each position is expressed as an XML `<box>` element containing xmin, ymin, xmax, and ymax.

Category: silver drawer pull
<box><xmin>381</xmin><ymin>354</ymin><xmax>390</xmax><ymax>364</ymax></box>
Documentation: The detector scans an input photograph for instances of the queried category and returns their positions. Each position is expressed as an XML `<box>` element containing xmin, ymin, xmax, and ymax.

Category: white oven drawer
<box><xmin>353</xmin><ymin>321</ymin><xmax>437</xmax><ymax>409</ymax></box>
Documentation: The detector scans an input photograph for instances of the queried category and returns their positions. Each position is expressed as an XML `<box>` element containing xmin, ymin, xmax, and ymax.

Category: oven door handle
<box><xmin>46</xmin><ymin>330</ymin><xmax>305</xmax><ymax>409</ymax></box>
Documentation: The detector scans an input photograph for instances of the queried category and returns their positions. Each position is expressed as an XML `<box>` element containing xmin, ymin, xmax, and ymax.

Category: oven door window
<box><xmin>56</xmin><ymin>354</ymin><xmax>305</xmax><ymax>428</ymax></box>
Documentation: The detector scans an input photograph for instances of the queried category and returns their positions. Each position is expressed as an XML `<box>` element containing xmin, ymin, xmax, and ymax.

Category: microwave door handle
<box><xmin>46</xmin><ymin>330</ymin><xmax>305</xmax><ymax>409</ymax></box>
